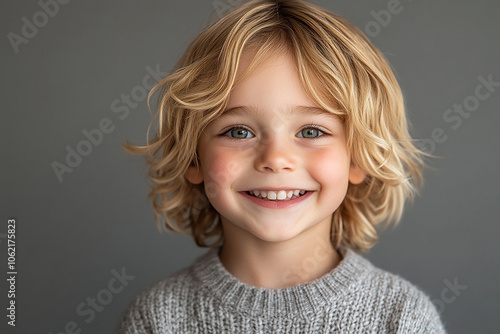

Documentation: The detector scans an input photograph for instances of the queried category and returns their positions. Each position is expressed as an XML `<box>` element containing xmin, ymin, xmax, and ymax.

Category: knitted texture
<box><xmin>118</xmin><ymin>247</ymin><xmax>446</xmax><ymax>333</ymax></box>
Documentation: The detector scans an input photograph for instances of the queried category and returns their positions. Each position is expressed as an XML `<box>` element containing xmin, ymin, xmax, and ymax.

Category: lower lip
<box><xmin>240</xmin><ymin>191</ymin><xmax>313</xmax><ymax>209</ymax></box>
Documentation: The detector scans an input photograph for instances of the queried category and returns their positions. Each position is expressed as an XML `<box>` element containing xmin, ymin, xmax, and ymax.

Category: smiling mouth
<box><xmin>245</xmin><ymin>189</ymin><xmax>308</xmax><ymax>201</ymax></box>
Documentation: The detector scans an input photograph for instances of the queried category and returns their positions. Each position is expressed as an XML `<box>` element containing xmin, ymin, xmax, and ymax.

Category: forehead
<box><xmin>228</xmin><ymin>51</ymin><xmax>314</xmax><ymax>106</ymax></box>
<box><xmin>234</xmin><ymin>45</ymin><xmax>285</xmax><ymax>81</ymax></box>
<box><xmin>217</xmin><ymin>44</ymin><xmax>345</xmax><ymax>124</ymax></box>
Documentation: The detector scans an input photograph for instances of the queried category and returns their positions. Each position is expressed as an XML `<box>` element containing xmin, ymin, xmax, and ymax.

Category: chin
<box><xmin>248</xmin><ymin>225</ymin><xmax>305</xmax><ymax>244</ymax></box>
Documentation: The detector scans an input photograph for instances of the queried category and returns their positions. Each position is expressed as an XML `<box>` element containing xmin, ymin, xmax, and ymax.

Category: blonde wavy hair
<box><xmin>124</xmin><ymin>0</ymin><xmax>425</xmax><ymax>252</ymax></box>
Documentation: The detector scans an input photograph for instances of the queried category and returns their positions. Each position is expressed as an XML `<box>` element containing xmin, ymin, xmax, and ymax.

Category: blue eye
<box><xmin>297</xmin><ymin>127</ymin><xmax>324</xmax><ymax>138</ymax></box>
<box><xmin>224</xmin><ymin>127</ymin><xmax>255</xmax><ymax>139</ymax></box>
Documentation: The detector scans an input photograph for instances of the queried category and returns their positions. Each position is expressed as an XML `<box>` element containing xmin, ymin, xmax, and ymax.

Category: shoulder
<box><xmin>117</xmin><ymin>254</ymin><xmax>206</xmax><ymax>334</ymax></box>
<box><xmin>346</xmin><ymin>250</ymin><xmax>446</xmax><ymax>333</ymax></box>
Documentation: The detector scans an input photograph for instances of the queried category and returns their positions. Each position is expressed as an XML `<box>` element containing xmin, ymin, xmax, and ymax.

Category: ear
<box><xmin>185</xmin><ymin>164</ymin><xmax>204</xmax><ymax>185</ymax></box>
<box><xmin>348</xmin><ymin>163</ymin><xmax>366</xmax><ymax>185</ymax></box>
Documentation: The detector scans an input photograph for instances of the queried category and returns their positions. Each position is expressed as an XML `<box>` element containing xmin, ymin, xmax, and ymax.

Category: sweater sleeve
<box><xmin>116</xmin><ymin>293</ymin><xmax>155</xmax><ymax>334</ymax></box>
<box><xmin>116</xmin><ymin>281</ymin><xmax>171</xmax><ymax>334</ymax></box>
<box><xmin>393</xmin><ymin>287</ymin><xmax>447</xmax><ymax>334</ymax></box>
<box><xmin>116</xmin><ymin>267</ymin><xmax>192</xmax><ymax>334</ymax></box>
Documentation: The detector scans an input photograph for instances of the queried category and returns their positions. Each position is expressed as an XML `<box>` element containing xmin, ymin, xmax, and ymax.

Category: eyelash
<box><xmin>219</xmin><ymin>124</ymin><xmax>329</xmax><ymax>140</ymax></box>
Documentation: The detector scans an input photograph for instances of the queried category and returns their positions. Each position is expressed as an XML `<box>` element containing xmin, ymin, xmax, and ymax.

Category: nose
<box><xmin>254</xmin><ymin>136</ymin><xmax>297</xmax><ymax>173</ymax></box>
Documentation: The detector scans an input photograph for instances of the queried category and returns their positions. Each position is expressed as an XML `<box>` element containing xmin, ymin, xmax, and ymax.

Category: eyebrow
<box><xmin>220</xmin><ymin>105</ymin><xmax>331</xmax><ymax>118</ymax></box>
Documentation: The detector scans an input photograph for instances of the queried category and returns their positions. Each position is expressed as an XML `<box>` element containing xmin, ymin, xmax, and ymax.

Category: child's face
<box><xmin>186</xmin><ymin>49</ymin><xmax>365</xmax><ymax>244</ymax></box>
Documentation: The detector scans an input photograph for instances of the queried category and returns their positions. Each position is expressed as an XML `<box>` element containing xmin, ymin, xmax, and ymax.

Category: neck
<box><xmin>219</xmin><ymin>223</ymin><xmax>341</xmax><ymax>289</ymax></box>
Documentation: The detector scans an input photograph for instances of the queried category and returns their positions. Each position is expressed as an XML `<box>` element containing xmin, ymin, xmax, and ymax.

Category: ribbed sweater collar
<box><xmin>191</xmin><ymin>247</ymin><xmax>373</xmax><ymax>317</ymax></box>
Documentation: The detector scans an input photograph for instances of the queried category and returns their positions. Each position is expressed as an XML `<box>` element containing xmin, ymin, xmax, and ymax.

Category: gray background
<box><xmin>1</xmin><ymin>0</ymin><xmax>499</xmax><ymax>333</ymax></box>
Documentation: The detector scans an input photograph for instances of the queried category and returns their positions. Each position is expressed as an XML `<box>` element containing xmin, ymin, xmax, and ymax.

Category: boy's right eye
<box><xmin>223</xmin><ymin>127</ymin><xmax>255</xmax><ymax>139</ymax></box>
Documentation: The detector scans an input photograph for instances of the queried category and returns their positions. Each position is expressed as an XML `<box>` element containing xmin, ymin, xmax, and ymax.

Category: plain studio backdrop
<box><xmin>1</xmin><ymin>0</ymin><xmax>499</xmax><ymax>333</ymax></box>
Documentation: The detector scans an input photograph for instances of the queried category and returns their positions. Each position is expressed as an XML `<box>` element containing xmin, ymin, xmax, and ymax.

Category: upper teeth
<box><xmin>248</xmin><ymin>190</ymin><xmax>306</xmax><ymax>201</ymax></box>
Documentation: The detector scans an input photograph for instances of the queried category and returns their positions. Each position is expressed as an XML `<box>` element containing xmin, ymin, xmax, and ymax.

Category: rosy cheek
<box><xmin>202</xmin><ymin>148</ymin><xmax>242</xmax><ymax>195</ymax></box>
<box><xmin>214</xmin><ymin>147</ymin><xmax>239</xmax><ymax>171</ymax></box>
<box><xmin>307</xmin><ymin>148</ymin><xmax>350</xmax><ymax>183</ymax></box>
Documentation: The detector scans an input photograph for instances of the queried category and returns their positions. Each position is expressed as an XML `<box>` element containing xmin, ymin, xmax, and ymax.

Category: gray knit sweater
<box><xmin>119</xmin><ymin>247</ymin><xmax>446</xmax><ymax>333</ymax></box>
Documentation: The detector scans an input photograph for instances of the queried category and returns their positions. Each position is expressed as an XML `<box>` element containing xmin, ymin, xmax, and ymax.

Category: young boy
<box><xmin>119</xmin><ymin>0</ymin><xmax>446</xmax><ymax>332</ymax></box>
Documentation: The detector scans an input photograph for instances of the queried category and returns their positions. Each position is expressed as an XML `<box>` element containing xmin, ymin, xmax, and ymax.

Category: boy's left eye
<box><xmin>296</xmin><ymin>127</ymin><xmax>325</xmax><ymax>138</ymax></box>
